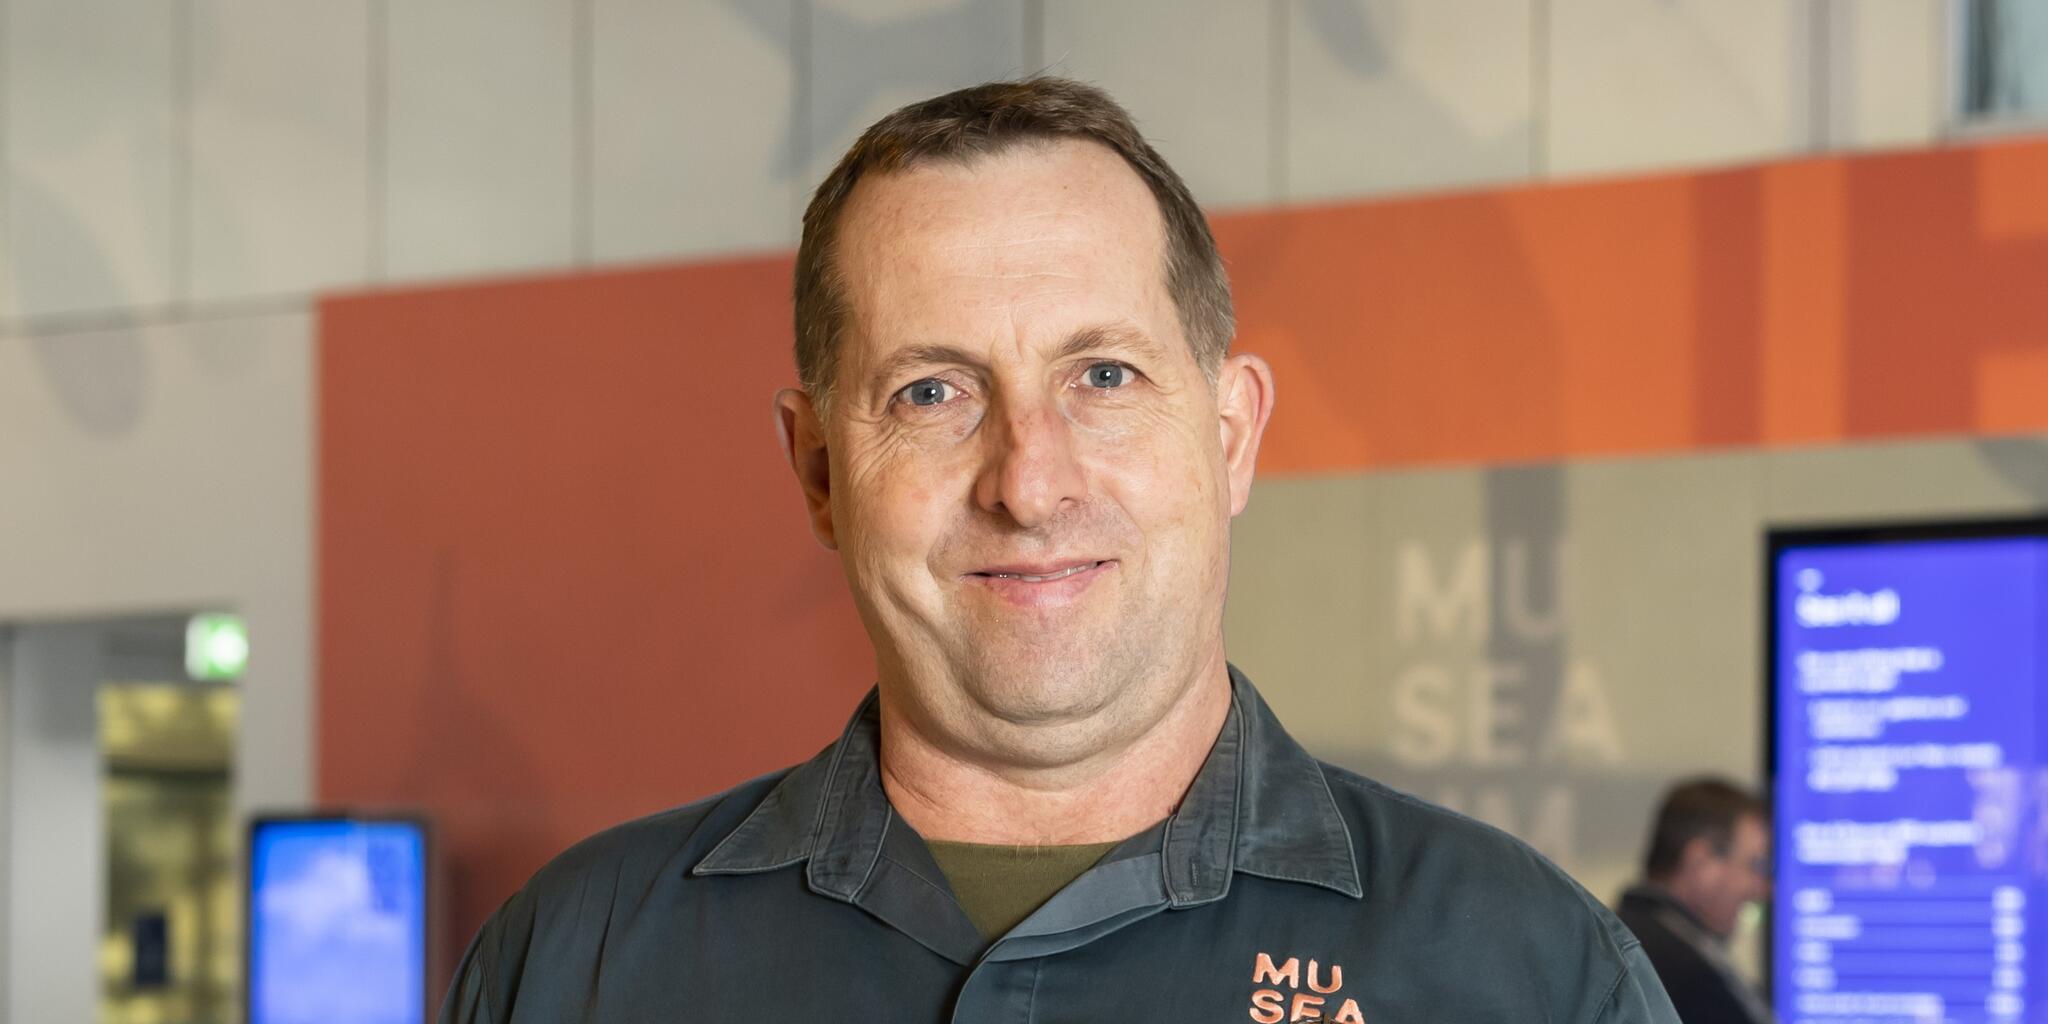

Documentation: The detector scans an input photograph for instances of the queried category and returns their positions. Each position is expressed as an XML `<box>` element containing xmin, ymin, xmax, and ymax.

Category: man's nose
<box><xmin>974</xmin><ymin>398</ymin><xmax>1086</xmax><ymax>529</ymax></box>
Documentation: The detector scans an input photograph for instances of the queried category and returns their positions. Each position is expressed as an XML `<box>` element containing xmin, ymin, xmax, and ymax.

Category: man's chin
<box><xmin>955</xmin><ymin>658</ymin><xmax>1131</xmax><ymax>727</ymax></box>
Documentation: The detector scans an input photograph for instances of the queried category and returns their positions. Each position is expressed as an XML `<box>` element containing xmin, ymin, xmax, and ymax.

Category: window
<box><xmin>1962</xmin><ymin>0</ymin><xmax>2048</xmax><ymax>123</ymax></box>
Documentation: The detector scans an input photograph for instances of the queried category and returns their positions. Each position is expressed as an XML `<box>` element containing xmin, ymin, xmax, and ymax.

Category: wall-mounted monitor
<box><xmin>247</xmin><ymin>814</ymin><xmax>432</xmax><ymax>1024</ymax></box>
<box><xmin>1770</xmin><ymin>517</ymin><xmax>2048</xmax><ymax>1024</ymax></box>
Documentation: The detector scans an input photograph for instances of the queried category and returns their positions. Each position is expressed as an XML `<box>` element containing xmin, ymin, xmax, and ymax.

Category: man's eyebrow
<box><xmin>868</xmin><ymin>344</ymin><xmax>986</xmax><ymax>391</ymax></box>
<box><xmin>1053</xmin><ymin>323</ymin><xmax>1172</xmax><ymax>364</ymax></box>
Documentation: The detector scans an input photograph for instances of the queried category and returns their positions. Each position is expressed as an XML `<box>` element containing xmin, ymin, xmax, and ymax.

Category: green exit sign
<box><xmin>185</xmin><ymin>613</ymin><xmax>249</xmax><ymax>681</ymax></box>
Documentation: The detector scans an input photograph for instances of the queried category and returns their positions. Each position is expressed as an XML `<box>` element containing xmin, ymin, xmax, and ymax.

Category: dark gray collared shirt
<box><xmin>440</xmin><ymin>667</ymin><xmax>1680</xmax><ymax>1022</ymax></box>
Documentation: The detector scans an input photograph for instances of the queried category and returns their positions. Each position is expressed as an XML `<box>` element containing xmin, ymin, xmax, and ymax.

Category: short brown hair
<box><xmin>1642</xmin><ymin>777</ymin><xmax>1767</xmax><ymax>879</ymax></box>
<box><xmin>792</xmin><ymin>76</ymin><xmax>1234</xmax><ymax>406</ymax></box>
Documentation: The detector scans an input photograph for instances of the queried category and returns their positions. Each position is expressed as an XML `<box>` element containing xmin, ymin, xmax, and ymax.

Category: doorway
<box><xmin>100</xmin><ymin>680</ymin><xmax>239</xmax><ymax>1024</ymax></box>
<box><xmin>0</xmin><ymin>614</ymin><xmax>244</xmax><ymax>1024</ymax></box>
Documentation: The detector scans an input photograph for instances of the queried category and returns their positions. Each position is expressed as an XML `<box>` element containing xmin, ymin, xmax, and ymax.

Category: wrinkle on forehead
<box><xmin>831</xmin><ymin>140</ymin><xmax>1177</xmax><ymax>378</ymax></box>
<box><xmin>932</xmin><ymin>273</ymin><xmax>1096</xmax><ymax>293</ymax></box>
<box><xmin>837</xmin><ymin>141</ymin><xmax>1165</xmax><ymax>275</ymax></box>
<box><xmin>889</xmin><ymin>221</ymin><xmax>1153</xmax><ymax>290</ymax></box>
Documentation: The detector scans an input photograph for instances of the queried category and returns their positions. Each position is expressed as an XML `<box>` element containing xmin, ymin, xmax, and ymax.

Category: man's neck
<box><xmin>877</xmin><ymin>656</ymin><xmax>1234</xmax><ymax>845</ymax></box>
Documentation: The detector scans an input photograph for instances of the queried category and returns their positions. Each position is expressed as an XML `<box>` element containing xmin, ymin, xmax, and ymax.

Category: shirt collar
<box><xmin>693</xmin><ymin>665</ymin><xmax>1363</xmax><ymax>904</ymax></box>
<box><xmin>1622</xmin><ymin>881</ymin><xmax>1717</xmax><ymax>940</ymax></box>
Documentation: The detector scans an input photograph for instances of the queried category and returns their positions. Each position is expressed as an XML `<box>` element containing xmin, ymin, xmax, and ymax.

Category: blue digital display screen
<box><xmin>1774</xmin><ymin>531</ymin><xmax>2048</xmax><ymax>1024</ymax></box>
<box><xmin>249</xmin><ymin>818</ymin><xmax>426</xmax><ymax>1024</ymax></box>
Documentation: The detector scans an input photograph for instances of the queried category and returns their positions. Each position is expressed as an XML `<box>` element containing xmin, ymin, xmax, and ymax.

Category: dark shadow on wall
<box><xmin>1293</xmin><ymin>0</ymin><xmax>1533</xmax><ymax>187</ymax></box>
<box><xmin>13</xmin><ymin>121</ymin><xmax>153</xmax><ymax>436</ymax></box>
<box><xmin>1975</xmin><ymin>437</ymin><xmax>2048</xmax><ymax>502</ymax></box>
<box><xmin>27</xmin><ymin>330</ymin><xmax>149</xmax><ymax>438</ymax></box>
<box><xmin>721</xmin><ymin>0</ymin><xmax>1026</xmax><ymax>182</ymax></box>
<box><xmin>1298</xmin><ymin>0</ymin><xmax>1392</xmax><ymax>74</ymax></box>
<box><xmin>402</xmin><ymin>550</ymin><xmax>555</xmax><ymax>985</ymax></box>
<box><xmin>1484</xmin><ymin>465</ymin><xmax>1569</xmax><ymax>778</ymax></box>
<box><xmin>11</xmin><ymin>0</ymin><xmax>235</xmax><ymax>439</ymax></box>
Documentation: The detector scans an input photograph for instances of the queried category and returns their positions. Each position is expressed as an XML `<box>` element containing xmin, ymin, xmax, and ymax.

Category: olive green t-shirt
<box><xmin>924</xmin><ymin>839</ymin><xmax>1122</xmax><ymax>941</ymax></box>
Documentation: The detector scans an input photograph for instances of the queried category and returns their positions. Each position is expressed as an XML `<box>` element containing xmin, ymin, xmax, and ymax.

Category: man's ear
<box><xmin>774</xmin><ymin>388</ymin><xmax>838</xmax><ymax>550</ymax></box>
<box><xmin>1677</xmin><ymin>836</ymin><xmax>1716</xmax><ymax>876</ymax></box>
<box><xmin>1216</xmin><ymin>352</ymin><xmax>1276</xmax><ymax>517</ymax></box>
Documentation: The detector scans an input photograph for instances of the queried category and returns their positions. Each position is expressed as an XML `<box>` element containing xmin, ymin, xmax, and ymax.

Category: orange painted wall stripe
<box><xmin>1227</xmin><ymin>135</ymin><xmax>2048</xmax><ymax>474</ymax></box>
<box><xmin>1759</xmin><ymin>159</ymin><xmax>1847</xmax><ymax>442</ymax></box>
<box><xmin>320</xmin><ymin>261</ymin><xmax>877</xmax><ymax>975</ymax></box>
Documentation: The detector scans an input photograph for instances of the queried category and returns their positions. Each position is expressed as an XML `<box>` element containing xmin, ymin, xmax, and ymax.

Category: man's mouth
<box><xmin>963</xmin><ymin>559</ymin><xmax>1116</xmax><ymax>607</ymax></box>
<box><xmin>972</xmin><ymin>560</ymin><xmax>1109</xmax><ymax>582</ymax></box>
<box><xmin>970</xmin><ymin>565</ymin><xmax>1105</xmax><ymax>581</ymax></box>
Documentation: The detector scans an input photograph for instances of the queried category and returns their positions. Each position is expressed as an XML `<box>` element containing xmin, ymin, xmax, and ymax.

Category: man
<box><xmin>438</xmin><ymin>77</ymin><xmax>1679</xmax><ymax>1022</ymax></box>
<box><xmin>1616</xmin><ymin>779</ymin><xmax>1775</xmax><ymax>1024</ymax></box>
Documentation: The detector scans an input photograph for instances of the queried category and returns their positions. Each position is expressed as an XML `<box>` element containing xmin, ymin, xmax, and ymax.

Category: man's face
<box><xmin>1696</xmin><ymin>815</ymin><xmax>1772</xmax><ymax>938</ymax></box>
<box><xmin>778</xmin><ymin>139</ymin><xmax>1272</xmax><ymax>767</ymax></box>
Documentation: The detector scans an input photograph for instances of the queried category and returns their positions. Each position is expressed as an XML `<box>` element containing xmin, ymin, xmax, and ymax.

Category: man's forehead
<box><xmin>831</xmin><ymin>138</ymin><xmax>1177</xmax><ymax>357</ymax></box>
<box><xmin>835</xmin><ymin>139</ymin><xmax>1166</xmax><ymax>277</ymax></box>
<box><xmin>846</xmin><ymin>137</ymin><xmax>1155</xmax><ymax>218</ymax></box>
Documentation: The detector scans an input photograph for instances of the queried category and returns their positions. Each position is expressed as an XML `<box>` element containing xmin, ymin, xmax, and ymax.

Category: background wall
<box><xmin>0</xmin><ymin>0</ymin><xmax>1964</xmax><ymax>323</ymax></box>
<box><xmin>0</xmin><ymin>0</ymin><xmax>1972</xmax><ymax>830</ymax></box>
<box><xmin>1231</xmin><ymin>434</ymin><xmax>2048</xmax><ymax>913</ymax></box>
<box><xmin>0</xmin><ymin>320</ymin><xmax>312</xmax><ymax>821</ymax></box>
<box><xmin>318</xmin><ymin>261</ymin><xmax>876</xmax><ymax>950</ymax></box>
<box><xmin>2</xmin><ymin>0</ymin><xmax>2038</xmax><ymax>1015</ymax></box>
<box><xmin>321</xmin><ymin>135</ymin><xmax>2048</xmax><ymax>976</ymax></box>
<box><xmin>4</xmin><ymin>625</ymin><xmax>107</xmax><ymax>1024</ymax></box>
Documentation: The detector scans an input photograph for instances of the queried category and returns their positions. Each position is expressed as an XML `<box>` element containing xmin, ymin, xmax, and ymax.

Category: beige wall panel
<box><xmin>1554</xmin><ymin>452</ymin><xmax>1764</xmax><ymax>906</ymax></box>
<box><xmin>592</xmin><ymin>0</ymin><xmax>801</xmax><ymax>262</ymax></box>
<box><xmin>2</xmin><ymin>625</ymin><xmax>102</xmax><ymax>1024</ymax></box>
<box><xmin>0</xmin><ymin>0</ymin><xmax>11</xmax><ymax>323</ymax></box>
<box><xmin>188</xmin><ymin>0</ymin><xmax>372</xmax><ymax>301</ymax></box>
<box><xmin>0</xmin><ymin>313</ymin><xmax>314</xmax><ymax>821</ymax></box>
<box><xmin>1287</xmin><ymin>0</ymin><xmax>1534</xmax><ymax>203</ymax></box>
<box><xmin>1763</xmin><ymin>434</ymin><xmax>2048</xmax><ymax>524</ymax></box>
<box><xmin>1226</xmin><ymin>473</ymin><xmax>1388</xmax><ymax>754</ymax></box>
<box><xmin>1824</xmin><ymin>0</ymin><xmax>1947</xmax><ymax>151</ymax></box>
<box><xmin>1353</xmin><ymin>462</ymin><xmax>1667</xmax><ymax>893</ymax></box>
<box><xmin>383</xmin><ymin>0</ymin><xmax>578</xmax><ymax>281</ymax></box>
<box><xmin>805</xmin><ymin>0</ymin><xmax>1028</xmax><ymax>200</ymax></box>
<box><xmin>3</xmin><ymin>0</ymin><xmax>179</xmax><ymax>318</ymax></box>
<box><xmin>1230</xmin><ymin>467</ymin><xmax>1494</xmax><ymax>773</ymax></box>
<box><xmin>1547</xmin><ymin>0</ymin><xmax>1811</xmax><ymax>177</ymax></box>
<box><xmin>1042</xmin><ymin>0</ymin><xmax>1274</xmax><ymax>208</ymax></box>
<box><xmin>1562</xmin><ymin>452</ymin><xmax>1764</xmax><ymax>780</ymax></box>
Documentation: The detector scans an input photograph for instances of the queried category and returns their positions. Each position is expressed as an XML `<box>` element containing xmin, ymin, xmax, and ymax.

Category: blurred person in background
<box><xmin>1617</xmin><ymin>778</ymin><xmax>1775</xmax><ymax>1024</ymax></box>
<box><xmin>437</xmin><ymin>76</ymin><xmax>1679</xmax><ymax>1023</ymax></box>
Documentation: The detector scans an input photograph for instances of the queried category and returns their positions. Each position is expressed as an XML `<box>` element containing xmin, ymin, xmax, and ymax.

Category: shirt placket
<box><xmin>950</xmin><ymin>959</ymin><xmax>1040</xmax><ymax>1023</ymax></box>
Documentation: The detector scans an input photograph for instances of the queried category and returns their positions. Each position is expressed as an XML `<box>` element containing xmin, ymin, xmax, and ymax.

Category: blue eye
<box><xmin>1085</xmin><ymin>363</ymin><xmax>1128</xmax><ymax>389</ymax></box>
<box><xmin>898</xmin><ymin>378</ymin><xmax>955</xmax><ymax>407</ymax></box>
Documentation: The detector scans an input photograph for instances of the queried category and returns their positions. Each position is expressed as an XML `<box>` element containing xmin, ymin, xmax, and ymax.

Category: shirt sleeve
<box><xmin>1595</xmin><ymin>941</ymin><xmax>1688</xmax><ymax>1024</ymax></box>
